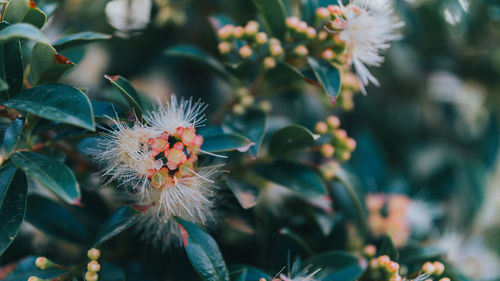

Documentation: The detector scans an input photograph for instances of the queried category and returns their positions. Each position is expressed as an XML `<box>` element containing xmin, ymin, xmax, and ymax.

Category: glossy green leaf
<box><xmin>3</xmin><ymin>0</ymin><xmax>47</xmax><ymax>29</ymax></box>
<box><xmin>26</xmin><ymin>195</ymin><xmax>91</xmax><ymax>244</ymax></box>
<box><xmin>4</xmin><ymin>84</ymin><xmax>95</xmax><ymax>131</ymax></box>
<box><xmin>25</xmin><ymin>42</ymin><xmax>76</xmax><ymax>86</ymax></box>
<box><xmin>0</xmin><ymin>23</ymin><xmax>49</xmax><ymax>43</ymax></box>
<box><xmin>225</xmin><ymin>178</ymin><xmax>260</xmax><ymax>209</ymax></box>
<box><xmin>0</xmin><ymin>118</ymin><xmax>24</xmax><ymax>157</ymax></box>
<box><xmin>52</xmin><ymin>31</ymin><xmax>112</xmax><ymax>50</ymax></box>
<box><xmin>377</xmin><ymin>235</ymin><xmax>399</xmax><ymax>261</ymax></box>
<box><xmin>0</xmin><ymin>23</ymin><xmax>23</xmax><ymax>100</ymax></box>
<box><xmin>224</xmin><ymin>109</ymin><xmax>267</xmax><ymax>158</ymax></box>
<box><xmin>307</xmin><ymin>57</ymin><xmax>341</xmax><ymax>105</ymax></box>
<box><xmin>253</xmin><ymin>160</ymin><xmax>326</xmax><ymax>196</ymax></box>
<box><xmin>304</xmin><ymin>251</ymin><xmax>363</xmax><ymax>281</ymax></box>
<box><xmin>251</xmin><ymin>0</ymin><xmax>287</xmax><ymax>40</ymax></box>
<box><xmin>94</xmin><ymin>206</ymin><xmax>141</xmax><ymax>246</ymax></box>
<box><xmin>0</xmin><ymin>164</ymin><xmax>27</xmax><ymax>255</ymax></box>
<box><xmin>268</xmin><ymin>125</ymin><xmax>318</xmax><ymax>156</ymax></box>
<box><xmin>164</xmin><ymin>45</ymin><xmax>233</xmax><ymax>81</ymax></box>
<box><xmin>104</xmin><ymin>75</ymin><xmax>144</xmax><ymax>118</ymax></box>
<box><xmin>201</xmin><ymin>132</ymin><xmax>253</xmax><ymax>153</ymax></box>
<box><xmin>175</xmin><ymin>217</ymin><xmax>230</xmax><ymax>281</ymax></box>
<box><xmin>99</xmin><ymin>262</ymin><xmax>126</xmax><ymax>281</ymax></box>
<box><xmin>11</xmin><ymin>151</ymin><xmax>81</xmax><ymax>204</ymax></box>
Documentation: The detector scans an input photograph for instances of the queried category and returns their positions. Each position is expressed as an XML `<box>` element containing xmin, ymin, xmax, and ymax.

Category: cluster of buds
<box><xmin>421</xmin><ymin>261</ymin><xmax>446</xmax><ymax>278</ymax></box>
<box><xmin>366</xmin><ymin>194</ymin><xmax>411</xmax><ymax>247</ymax></box>
<box><xmin>232</xmin><ymin>87</ymin><xmax>271</xmax><ymax>115</ymax></box>
<box><xmin>368</xmin><ymin>255</ymin><xmax>402</xmax><ymax>281</ymax></box>
<box><xmin>153</xmin><ymin>0</ymin><xmax>186</xmax><ymax>27</ymax></box>
<box><xmin>315</xmin><ymin>116</ymin><xmax>356</xmax><ymax>162</ymax></box>
<box><xmin>85</xmin><ymin>248</ymin><xmax>101</xmax><ymax>281</ymax></box>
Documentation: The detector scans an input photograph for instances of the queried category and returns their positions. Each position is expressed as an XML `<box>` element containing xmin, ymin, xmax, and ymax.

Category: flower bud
<box><xmin>286</xmin><ymin>17</ymin><xmax>300</xmax><ymax>29</ymax></box>
<box><xmin>85</xmin><ymin>271</ymin><xmax>98</xmax><ymax>281</ymax></box>
<box><xmin>296</xmin><ymin>21</ymin><xmax>308</xmax><ymax>33</ymax></box>
<box><xmin>269</xmin><ymin>43</ymin><xmax>283</xmax><ymax>57</ymax></box>
<box><xmin>433</xmin><ymin>262</ymin><xmax>445</xmax><ymax>275</ymax></box>
<box><xmin>233</xmin><ymin>104</ymin><xmax>245</xmax><ymax>115</ymax></box>
<box><xmin>377</xmin><ymin>255</ymin><xmax>391</xmax><ymax>267</ymax></box>
<box><xmin>321</xmin><ymin>144</ymin><xmax>335</xmax><ymax>158</ymax></box>
<box><xmin>263</xmin><ymin>57</ymin><xmax>276</xmax><ymax>70</ymax></box>
<box><xmin>316</xmin><ymin>7</ymin><xmax>330</xmax><ymax>20</ymax></box>
<box><xmin>327</xmin><ymin>115</ymin><xmax>340</xmax><ymax>128</ymax></box>
<box><xmin>241</xmin><ymin>95</ymin><xmax>254</xmax><ymax>106</ymax></box>
<box><xmin>256</xmin><ymin>32</ymin><xmax>268</xmax><ymax>44</ymax></box>
<box><xmin>329</xmin><ymin>18</ymin><xmax>343</xmax><ymax>30</ymax></box>
<box><xmin>334</xmin><ymin>129</ymin><xmax>347</xmax><ymax>139</ymax></box>
<box><xmin>258</xmin><ymin>101</ymin><xmax>272</xmax><ymax>112</ymax></box>
<box><xmin>233</xmin><ymin>26</ymin><xmax>245</xmax><ymax>38</ymax></box>
<box><xmin>328</xmin><ymin>5</ymin><xmax>342</xmax><ymax>16</ymax></box>
<box><xmin>315</xmin><ymin>121</ymin><xmax>328</xmax><ymax>134</ymax></box>
<box><xmin>422</xmin><ymin>262</ymin><xmax>435</xmax><ymax>274</ymax></box>
<box><xmin>88</xmin><ymin>261</ymin><xmax>101</xmax><ymax>272</ymax></box>
<box><xmin>439</xmin><ymin>278</ymin><xmax>450</xmax><ymax>281</ymax></box>
<box><xmin>363</xmin><ymin>244</ymin><xmax>376</xmax><ymax>257</ymax></box>
<box><xmin>35</xmin><ymin>257</ymin><xmax>53</xmax><ymax>270</ymax></box>
<box><xmin>236</xmin><ymin>87</ymin><xmax>249</xmax><ymax>98</ymax></box>
<box><xmin>239</xmin><ymin>45</ymin><xmax>253</xmax><ymax>59</ymax></box>
<box><xmin>369</xmin><ymin>258</ymin><xmax>378</xmax><ymax>269</ymax></box>
<box><xmin>87</xmin><ymin>248</ymin><xmax>100</xmax><ymax>260</ymax></box>
<box><xmin>319</xmin><ymin>160</ymin><xmax>339</xmax><ymax>180</ymax></box>
<box><xmin>389</xmin><ymin>275</ymin><xmax>402</xmax><ymax>281</ymax></box>
<box><xmin>387</xmin><ymin>261</ymin><xmax>400</xmax><ymax>274</ymax></box>
<box><xmin>245</xmin><ymin>21</ymin><xmax>259</xmax><ymax>36</ymax></box>
<box><xmin>294</xmin><ymin>45</ymin><xmax>308</xmax><ymax>57</ymax></box>
<box><xmin>259</xmin><ymin>278</ymin><xmax>267</xmax><ymax>281</ymax></box>
<box><xmin>217</xmin><ymin>25</ymin><xmax>234</xmax><ymax>40</ymax></box>
<box><xmin>339</xmin><ymin>151</ymin><xmax>351</xmax><ymax>161</ymax></box>
<box><xmin>218</xmin><ymin>41</ymin><xmax>232</xmax><ymax>54</ymax></box>
<box><xmin>306</xmin><ymin>27</ymin><xmax>317</xmax><ymax>39</ymax></box>
<box><xmin>321</xmin><ymin>49</ymin><xmax>335</xmax><ymax>60</ymax></box>
<box><xmin>318</xmin><ymin>30</ymin><xmax>328</xmax><ymax>40</ymax></box>
<box><xmin>346</xmin><ymin>137</ymin><xmax>357</xmax><ymax>151</ymax></box>
<box><xmin>28</xmin><ymin>277</ymin><xmax>43</xmax><ymax>281</ymax></box>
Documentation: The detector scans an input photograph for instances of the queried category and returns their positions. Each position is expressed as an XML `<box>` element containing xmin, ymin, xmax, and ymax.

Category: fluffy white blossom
<box><xmin>334</xmin><ymin>0</ymin><xmax>404</xmax><ymax>94</ymax></box>
<box><xmin>95</xmin><ymin>96</ymin><xmax>217</xmax><ymax>247</ymax></box>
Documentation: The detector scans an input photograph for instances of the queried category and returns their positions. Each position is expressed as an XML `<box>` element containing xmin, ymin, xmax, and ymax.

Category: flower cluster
<box><xmin>96</xmin><ymin>96</ymin><xmax>217</xmax><ymax>247</ymax></box>
<box><xmin>366</xmin><ymin>253</ymin><xmax>447</xmax><ymax>281</ymax></box>
<box><xmin>315</xmin><ymin>116</ymin><xmax>357</xmax><ymax>162</ymax></box>
<box><xmin>85</xmin><ymin>248</ymin><xmax>101</xmax><ymax>281</ymax></box>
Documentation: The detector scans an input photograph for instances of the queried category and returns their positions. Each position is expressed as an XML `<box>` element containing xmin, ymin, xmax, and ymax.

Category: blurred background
<box><xmin>1</xmin><ymin>0</ymin><xmax>499</xmax><ymax>280</ymax></box>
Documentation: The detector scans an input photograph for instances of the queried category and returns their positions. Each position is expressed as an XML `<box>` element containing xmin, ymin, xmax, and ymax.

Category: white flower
<box><xmin>95</xmin><ymin>96</ymin><xmax>218</xmax><ymax>247</ymax></box>
<box><xmin>406</xmin><ymin>199</ymin><xmax>441</xmax><ymax>237</ymax></box>
<box><xmin>334</xmin><ymin>0</ymin><xmax>404</xmax><ymax>94</ymax></box>
<box><xmin>105</xmin><ymin>0</ymin><xmax>152</xmax><ymax>34</ymax></box>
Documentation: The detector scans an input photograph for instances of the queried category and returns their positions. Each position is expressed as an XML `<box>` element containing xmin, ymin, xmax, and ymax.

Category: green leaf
<box><xmin>11</xmin><ymin>151</ymin><xmax>81</xmax><ymax>204</ymax></box>
<box><xmin>225</xmin><ymin>178</ymin><xmax>260</xmax><ymax>209</ymax></box>
<box><xmin>253</xmin><ymin>160</ymin><xmax>326</xmax><ymax>196</ymax></box>
<box><xmin>99</xmin><ymin>262</ymin><xmax>126</xmax><ymax>281</ymax></box>
<box><xmin>0</xmin><ymin>23</ymin><xmax>23</xmax><ymax>100</ymax></box>
<box><xmin>268</xmin><ymin>125</ymin><xmax>318</xmax><ymax>156</ymax></box>
<box><xmin>0</xmin><ymin>23</ymin><xmax>49</xmax><ymax>43</ymax></box>
<box><xmin>94</xmin><ymin>206</ymin><xmax>141</xmax><ymax>246</ymax></box>
<box><xmin>0</xmin><ymin>163</ymin><xmax>27</xmax><ymax>255</ymax></box>
<box><xmin>175</xmin><ymin>217</ymin><xmax>230</xmax><ymax>281</ymax></box>
<box><xmin>304</xmin><ymin>251</ymin><xmax>363</xmax><ymax>281</ymax></box>
<box><xmin>3</xmin><ymin>0</ymin><xmax>47</xmax><ymax>29</ymax></box>
<box><xmin>251</xmin><ymin>0</ymin><xmax>287</xmax><ymax>40</ymax></box>
<box><xmin>224</xmin><ymin>109</ymin><xmax>267</xmax><ymax>158</ymax></box>
<box><xmin>25</xmin><ymin>195</ymin><xmax>91</xmax><ymax>244</ymax></box>
<box><xmin>104</xmin><ymin>75</ymin><xmax>144</xmax><ymax>118</ymax></box>
<box><xmin>0</xmin><ymin>118</ymin><xmax>24</xmax><ymax>157</ymax></box>
<box><xmin>4</xmin><ymin>84</ymin><xmax>95</xmax><ymax>131</ymax></box>
<box><xmin>52</xmin><ymin>31</ymin><xmax>112</xmax><ymax>50</ymax></box>
<box><xmin>201</xmin><ymin>132</ymin><xmax>253</xmax><ymax>153</ymax></box>
<box><xmin>307</xmin><ymin>57</ymin><xmax>342</xmax><ymax>105</ymax></box>
<box><xmin>164</xmin><ymin>45</ymin><xmax>233</xmax><ymax>82</ymax></box>
<box><xmin>377</xmin><ymin>235</ymin><xmax>399</xmax><ymax>261</ymax></box>
<box><xmin>25</xmin><ymin>42</ymin><xmax>76</xmax><ymax>86</ymax></box>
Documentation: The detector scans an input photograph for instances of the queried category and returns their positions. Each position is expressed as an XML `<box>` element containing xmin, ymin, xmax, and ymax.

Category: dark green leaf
<box><xmin>304</xmin><ymin>251</ymin><xmax>363</xmax><ymax>281</ymax></box>
<box><xmin>52</xmin><ymin>31</ymin><xmax>112</xmax><ymax>50</ymax></box>
<box><xmin>224</xmin><ymin>109</ymin><xmax>267</xmax><ymax>158</ymax></box>
<box><xmin>377</xmin><ymin>235</ymin><xmax>399</xmax><ymax>260</ymax></box>
<box><xmin>307</xmin><ymin>57</ymin><xmax>341</xmax><ymax>105</ymax></box>
<box><xmin>11</xmin><ymin>151</ymin><xmax>81</xmax><ymax>204</ymax></box>
<box><xmin>0</xmin><ymin>23</ymin><xmax>49</xmax><ymax>43</ymax></box>
<box><xmin>253</xmin><ymin>160</ymin><xmax>326</xmax><ymax>196</ymax></box>
<box><xmin>0</xmin><ymin>163</ymin><xmax>27</xmax><ymax>255</ymax></box>
<box><xmin>268</xmin><ymin>125</ymin><xmax>318</xmax><ymax>156</ymax></box>
<box><xmin>251</xmin><ymin>0</ymin><xmax>287</xmax><ymax>40</ymax></box>
<box><xmin>0</xmin><ymin>118</ymin><xmax>24</xmax><ymax>157</ymax></box>
<box><xmin>3</xmin><ymin>0</ymin><xmax>47</xmax><ymax>29</ymax></box>
<box><xmin>164</xmin><ymin>45</ymin><xmax>233</xmax><ymax>82</ymax></box>
<box><xmin>104</xmin><ymin>75</ymin><xmax>144</xmax><ymax>118</ymax></box>
<box><xmin>26</xmin><ymin>42</ymin><xmax>76</xmax><ymax>86</ymax></box>
<box><xmin>201</xmin><ymin>132</ymin><xmax>253</xmax><ymax>153</ymax></box>
<box><xmin>94</xmin><ymin>206</ymin><xmax>141</xmax><ymax>246</ymax></box>
<box><xmin>26</xmin><ymin>195</ymin><xmax>91</xmax><ymax>244</ymax></box>
<box><xmin>100</xmin><ymin>262</ymin><xmax>126</xmax><ymax>281</ymax></box>
<box><xmin>0</xmin><ymin>23</ymin><xmax>23</xmax><ymax>100</ymax></box>
<box><xmin>175</xmin><ymin>217</ymin><xmax>230</xmax><ymax>281</ymax></box>
<box><xmin>4</xmin><ymin>84</ymin><xmax>95</xmax><ymax>131</ymax></box>
<box><xmin>225</xmin><ymin>178</ymin><xmax>260</xmax><ymax>209</ymax></box>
